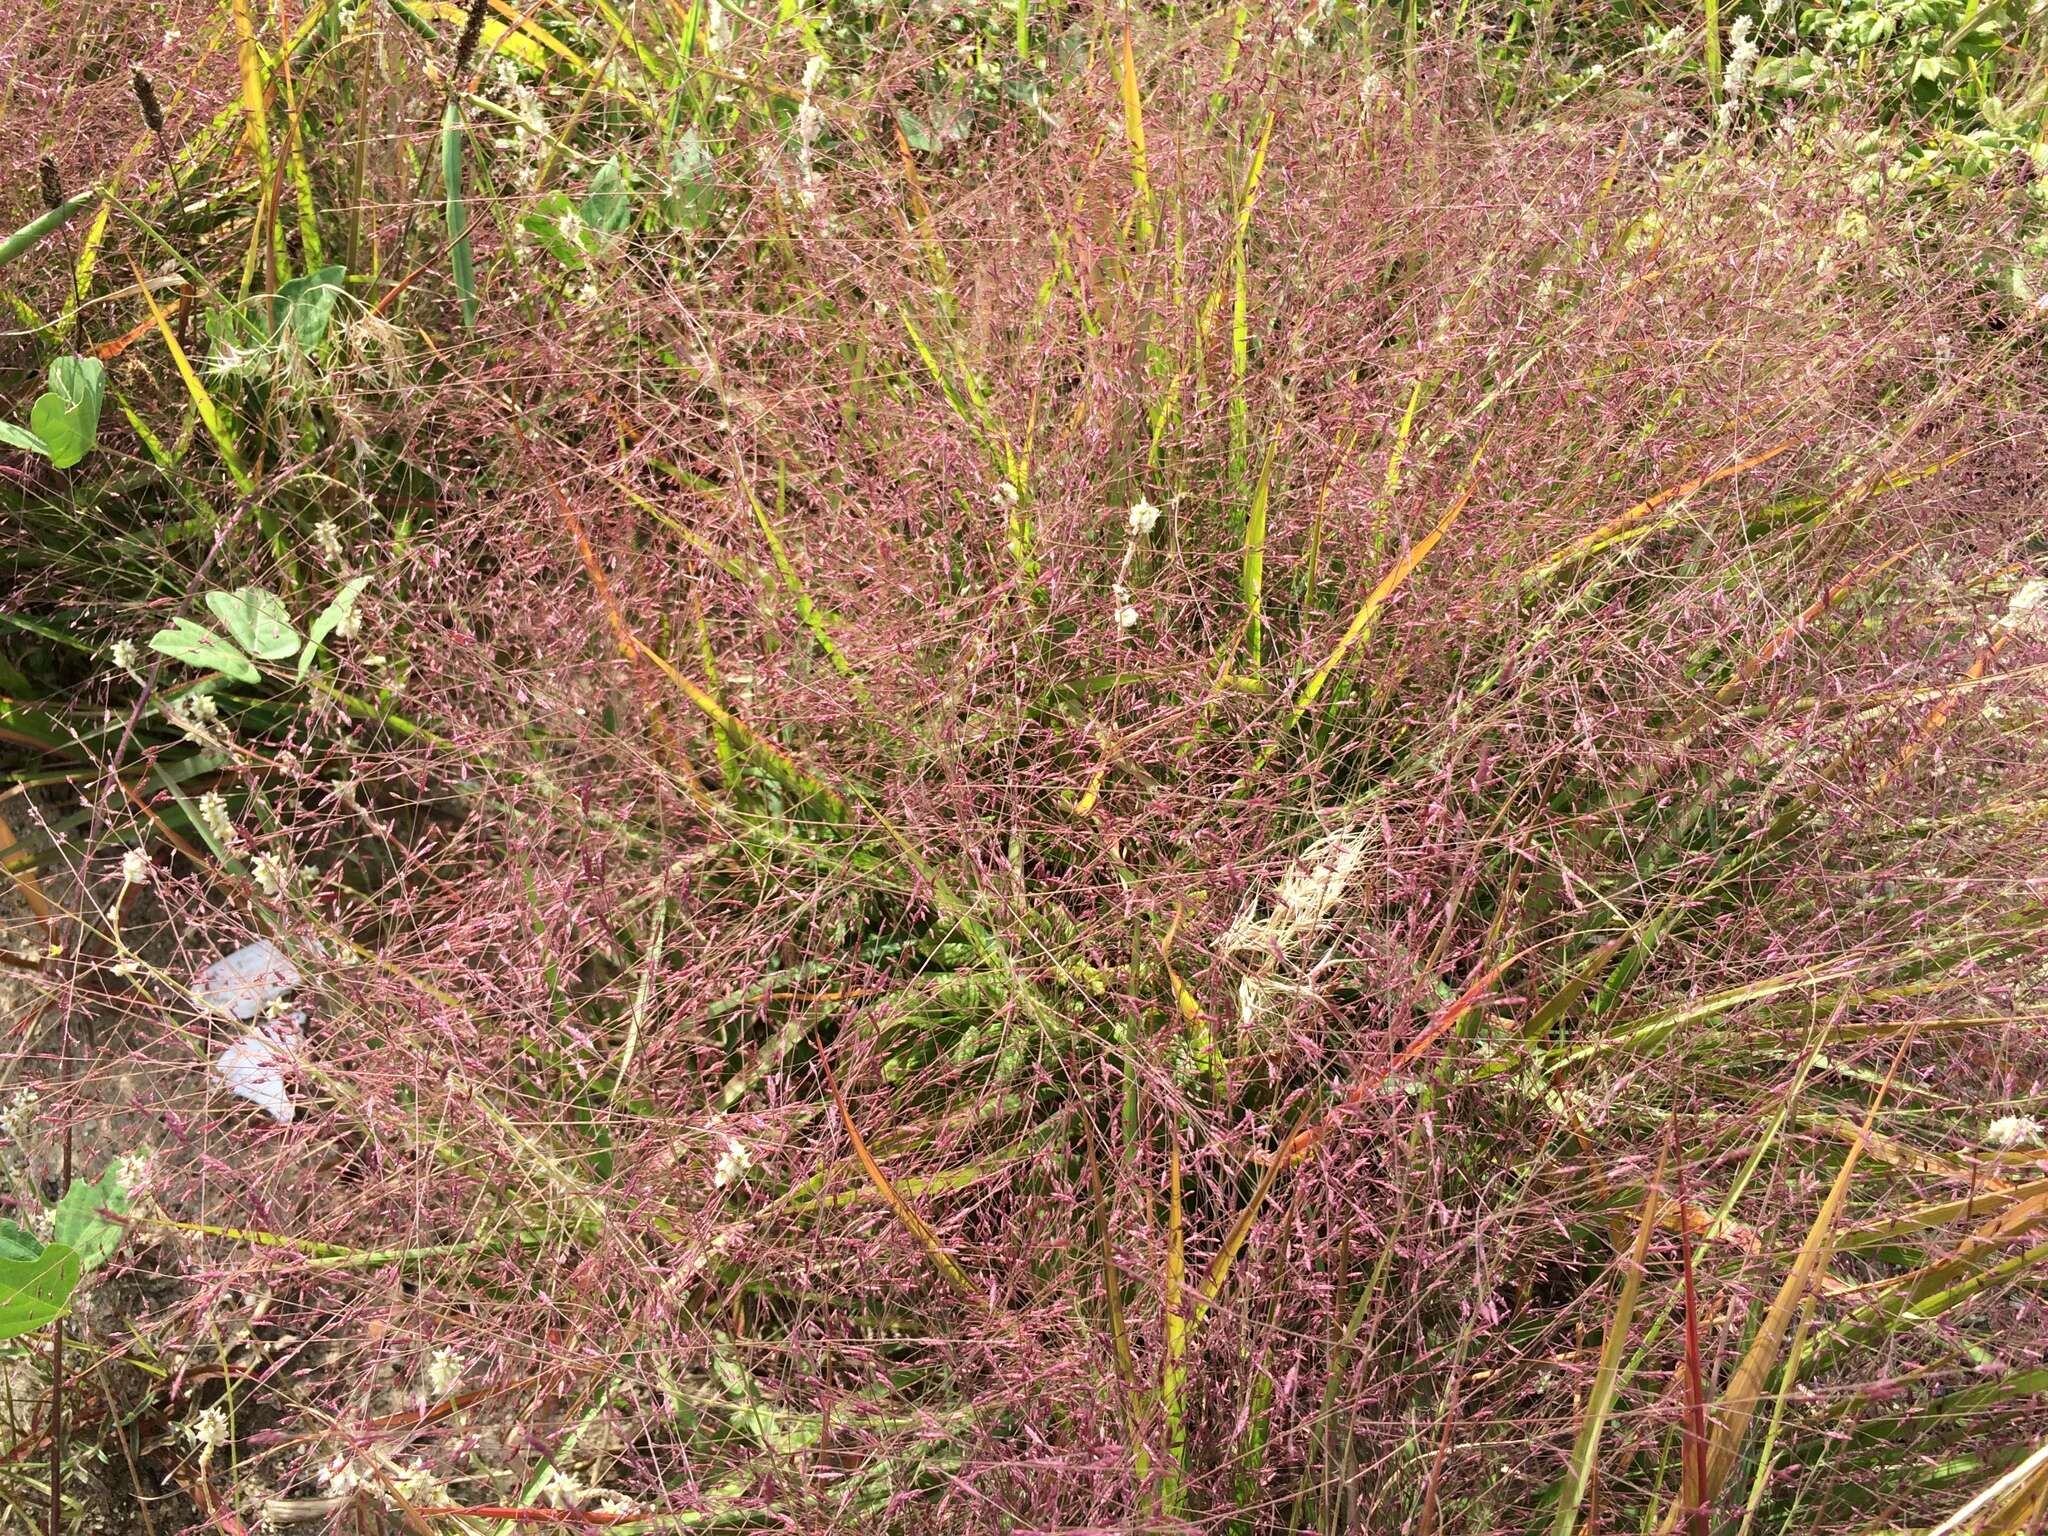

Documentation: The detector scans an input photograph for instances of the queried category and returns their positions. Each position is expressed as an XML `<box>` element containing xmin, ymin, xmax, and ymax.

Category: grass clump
<box><xmin>2</xmin><ymin>1</ymin><xmax>2048</xmax><ymax>1531</ymax></box>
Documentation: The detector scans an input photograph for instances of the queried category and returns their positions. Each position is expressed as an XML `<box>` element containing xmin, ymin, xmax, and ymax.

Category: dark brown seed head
<box><xmin>132</xmin><ymin>66</ymin><xmax>166</xmax><ymax>135</ymax></box>
<box><xmin>37</xmin><ymin>155</ymin><xmax>62</xmax><ymax>211</ymax></box>
<box><xmin>453</xmin><ymin>0</ymin><xmax>490</xmax><ymax>79</ymax></box>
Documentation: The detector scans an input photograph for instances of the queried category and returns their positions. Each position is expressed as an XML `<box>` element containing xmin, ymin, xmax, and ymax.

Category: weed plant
<box><xmin>2</xmin><ymin>0</ymin><xmax>2048</xmax><ymax>1530</ymax></box>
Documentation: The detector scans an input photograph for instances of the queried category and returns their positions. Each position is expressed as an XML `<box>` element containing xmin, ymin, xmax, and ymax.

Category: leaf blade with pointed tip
<box><xmin>206</xmin><ymin>587</ymin><xmax>300</xmax><ymax>660</ymax></box>
<box><xmin>150</xmin><ymin>618</ymin><xmax>262</xmax><ymax>685</ymax></box>
<box><xmin>0</xmin><ymin>421</ymin><xmax>50</xmax><ymax>460</ymax></box>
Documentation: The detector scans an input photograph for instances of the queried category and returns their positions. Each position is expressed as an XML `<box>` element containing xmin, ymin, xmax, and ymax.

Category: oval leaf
<box><xmin>150</xmin><ymin>618</ymin><xmax>262</xmax><ymax>684</ymax></box>
<box><xmin>300</xmin><ymin>574</ymin><xmax>372</xmax><ymax>678</ymax></box>
<box><xmin>0</xmin><ymin>1242</ymin><xmax>80</xmax><ymax>1342</ymax></box>
<box><xmin>52</xmin><ymin>1163</ymin><xmax>128</xmax><ymax>1273</ymax></box>
<box><xmin>659</xmin><ymin>131</ymin><xmax>720</xmax><ymax>232</ymax></box>
<box><xmin>277</xmin><ymin>265</ymin><xmax>348</xmax><ymax>349</ymax></box>
<box><xmin>581</xmin><ymin>157</ymin><xmax>633</xmax><ymax>233</ymax></box>
<box><xmin>206</xmin><ymin>586</ymin><xmax>301</xmax><ymax>660</ymax></box>
<box><xmin>25</xmin><ymin>355</ymin><xmax>104</xmax><ymax>470</ymax></box>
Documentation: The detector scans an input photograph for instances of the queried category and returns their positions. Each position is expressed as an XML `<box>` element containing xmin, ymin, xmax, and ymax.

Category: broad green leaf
<box><xmin>521</xmin><ymin>192</ymin><xmax>589</xmax><ymax>270</ymax></box>
<box><xmin>298</xmin><ymin>574</ymin><xmax>374</xmax><ymax>677</ymax></box>
<box><xmin>149</xmin><ymin>618</ymin><xmax>263</xmax><ymax>685</ymax></box>
<box><xmin>659</xmin><ymin>132</ymin><xmax>719</xmax><ymax>231</ymax></box>
<box><xmin>0</xmin><ymin>1223</ymin><xmax>39</xmax><ymax>1262</ymax></box>
<box><xmin>0</xmin><ymin>1242</ymin><xmax>80</xmax><ymax>1342</ymax></box>
<box><xmin>207</xmin><ymin>587</ymin><xmax>301</xmax><ymax>660</ymax></box>
<box><xmin>277</xmin><ymin>265</ymin><xmax>347</xmax><ymax>349</ymax></box>
<box><xmin>0</xmin><ymin>421</ymin><xmax>50</xmax><ymax>459</ymax></box>
<box><xmin>305</xmin><ymin>575</ymin><xmax>372</xmax><ymax>659</ymax></box>
<box><xmin>894</xmin><ymin>109</ymin><xmax>938</xmax><ymax>154</ymax></box>
<box><xmin>51</xmin><ymin>1164</ymin><xmax>127</xmax><ymax>1273</ymax></box>
<box><xmin>581</xmin><ymin>157</ymin><xmax>633</xmax><ymax>233</ymax></box>
<box><xmin>25</xmin><ymin>355</ymin><xmax>104</xmax><ymax>469</ymax></box>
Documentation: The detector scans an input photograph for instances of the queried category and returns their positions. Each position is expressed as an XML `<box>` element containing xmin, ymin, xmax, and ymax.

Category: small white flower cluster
<box><xmin>490</xmin><ymin>58</ymin><xmax>549</xmax><ymax>193</ymax></box>
<box><xmin>1984</xmin><ymin>1114</ymin><xmax>2045</xmax><ymax>1150</ymax></box>
<box><xmin>425</xmin><ymin>1346</ymin><xmax>466</xmax><ymax>1400</ymax></box>
<box><xmin>1112</xmin><ymin>499</ymin><xmax>1160</xmax><ymax>634</ymax></box>
<box><xmin>252</xmin><ymin>852</ymin><xmax>297</xmax><ymax>900</ymax></box>
<box><xmin>390</xmin><ymin>1459</ymin><xmax>445</xmax><ymax>1506</ymax></box>
<box><xmin>171</xmin><ymin>690</ymin><xmax>224</xmax><ymax>747</ymax></box>
<box><xmin>312</xmin><ymin>518</ymin><xmax>345</xmax><ymax>566</ymax></box>
<box><xmin>1718</xmin><ymin>15</ymin><xmax>1759</xmax><ymax>133</ymax></box>
<box><xmin>1999</xmin><ymin>578</ymin><xmax>2048</xmax><ymax>640</ymax></box>
<box><xmin>187</xmin><ymin>1403</ymin><xmax>232</xmax><ymax>1467</ymax></box>
<box><xmin>115</xmin><ymin>1149</ymin><xmax>157</xmax><ymax>1203</ymax></box>
<box><xmin>3</xmin><ymin>1088</ymin><xmax>39</xmax><ymax>1153</ymax></box>
<box><xmin>316</xmin><ymin>1451</ymin><xmax>371</xmax><ymax>1499</ymax></box>
<box><xmin>109</xmin><ymin>638</ymin><xmax>140</xmax><ymax>675</ymax></box>
<box><xmin>1645</xmin><ymin>23</ymin><xmax>1687</xmax><ymax>60</ymax></box>
<box><xmin>197</xmin><ymin>790</ymin><xmax>243</xmax><ymax>853</ymax></box>
<box><xmin>121</xmin><ymin>846</ymin><xmax>151</xmax><ymax>886</ymax></box>
<box><xmin>712</xmin><ymin>1135</ymin><xmax>753</xmax><ymax>1188</ymax></box>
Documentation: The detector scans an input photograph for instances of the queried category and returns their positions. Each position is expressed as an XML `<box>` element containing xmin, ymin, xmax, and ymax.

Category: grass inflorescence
<box><xmin>2</xmin><ymin>0</ymin><xmax>2047</xmax><ymax>1531</ymax></box>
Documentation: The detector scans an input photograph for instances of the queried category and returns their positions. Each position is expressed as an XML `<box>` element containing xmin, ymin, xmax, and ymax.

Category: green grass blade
<box><xmin>443</xmin><ymin>98</ymin><xmax>478</xmax><ymax>329</ymax></box>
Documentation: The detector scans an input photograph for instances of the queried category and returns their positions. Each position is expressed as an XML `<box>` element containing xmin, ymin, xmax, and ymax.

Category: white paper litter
<box><xmin>214</xmin><ymin>1015</ymin><xmax>305</xmax><ymax>1124</ymax></box>
<box><xmin>194</xmin><ymin>939</ymin><xmax>307</xmax><ymax>1123</ymax></box>
<box><xmin>193</xmin><ymin>938</ymin><xmax>302</xmax><ymax>1020</ymax></box>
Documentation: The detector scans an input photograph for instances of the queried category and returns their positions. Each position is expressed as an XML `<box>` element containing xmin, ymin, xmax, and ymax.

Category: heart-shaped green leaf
<box><xmin>0</xmin><ymin>1242</ymin><xmax>80</xmax><ymax>1342</ymax></box>
<box><xmin>52</xmin><ymin>1163</ymin><xmax>128</xmax><ymax>1273</ymax></box>
<box><xmin>149</xmin><ymin>618</ymin><xmax>262</xmax><ymax>684</ymax></box>
<box><xmin>25</xmin><ymin>355</ymin><xmax>105</xmax><ymax>470</ymax></box>
<box><xmin>580</xmin><ymin>157</ymin><xmax>633</xmax><ymax>233</ymax></box>
<box><xmin>0</xmin><ymin>1222</ymin><xmax>40</xmax><ymax>1262</ymax></box>
<box><xmin>894</xmin><ymin>110</ymin><xmax>938</xmax><ymax>155</ymax></box>
<box><xmin>659</xmin><ymin>131</ymin><xmax>720</xmax><ymax>232</ymax></box>
<box><xmin>277</xmin><ymin>265</ymin><xmax>348</xmax><ymax>350</ymax></box>
<box><xmin>207</xmin><ymin>587</ymin><xmax>301</xmax><ymax>660</ymax></box>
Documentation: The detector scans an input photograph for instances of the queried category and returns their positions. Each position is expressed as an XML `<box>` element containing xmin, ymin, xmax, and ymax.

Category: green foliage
<box><xmin>207</xmin><ymin>587</ymin><xmax>302</xmax><ymax>661</ymax></box>
<box><xmin>276</xmin><ymin>264</ymin><xmax>348</xmax><ymax>350</ymax></box>
<box><xmin>658</xmin><ymin>131</ymin><xmax>720</xmax><ymax>231</ymax></box>
<box><xmin>0</xmin><ymin>356</ymin><xmax>106</xmax><ymax>470</ymax></box>
<box><xmin>0</xmin><ymin>190</ymin><xmax>96</xmax><ymax>267</ymax></box>
<box><xmin>581</xmin><ymin>157</ymin><xmax>634</xmax><ymax>232</ymax></box>
<box><xmin>0</xmin><ymin>1163</ymin><xmax>127</xmax><ymax>1342</ymax></box>
<box><xmin>150</xmin><ymin>616</ymin><xmax>264</xmax><ymax>684</ymax></box>
<box><xmin>444</xmin><ymin>98</ymin><xmax>478</xmax><ymax>329</ymax></box>
<box><xmin>52</xmin><ymin>1163</ymin><xmax>130</xmax><ymax>1272</ymax></box>
<box><xmin>0</xmin><ymin>1245</ymin><xmax>80</xmax><ymax>1343</ymax></box>
<box><xmin>150</xmin><ymin>583</ymin><xmax>365</xmax><ymax>686</ymax></box>
<box><xmin>300</xmin><ymin>574</ymin><xmax>372</xmax><ymax>677</ymax></box>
